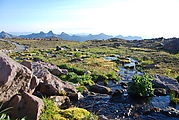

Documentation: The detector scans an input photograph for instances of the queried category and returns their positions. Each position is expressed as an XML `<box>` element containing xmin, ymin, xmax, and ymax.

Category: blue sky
<box><xmin>0</xmin><ymin>0</ymin><xmax>179</xmax><ymax>38</ymax></box>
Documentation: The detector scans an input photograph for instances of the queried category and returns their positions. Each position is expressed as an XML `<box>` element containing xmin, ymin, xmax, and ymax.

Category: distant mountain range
<box><xmin>0</xmin><ymin>31</ymin><xmax>15</xmax><ymax>38</ymax></box>
<box><xmin>0</xmin><ymin>31</ymin><xmax>142</xmax><ymax>41</ymax></box>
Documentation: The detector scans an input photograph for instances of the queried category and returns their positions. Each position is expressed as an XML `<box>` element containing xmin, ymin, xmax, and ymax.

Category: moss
<box><xmin>59</xmin><ymin>107</ymin><xmax>90</xmax><ymax>120</ymax></box>
<box><xmin>40</xmin><ymin>98</ymin><xmax>96</xmax><ymax>120</ymax></box>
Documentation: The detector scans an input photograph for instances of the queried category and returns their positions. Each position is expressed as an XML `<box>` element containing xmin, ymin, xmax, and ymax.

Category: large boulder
<box><xmin>32</xmin><ymin>62</ymin><xmax>78</xmax><ymax>99</ymax></box>
<box><xmin>5</xmin><ymin>91</ymin><xmax>44</xmax><ymax>120</ymax></box>
<box><xmin>0</xmin><ymin>52</ymin><xmax>32</xmax><ymax>102</ymax></box>
<box><xmin>153</xmin><ymin>75</ymin><xmax>179</xmax><ymax>93</ymax></box>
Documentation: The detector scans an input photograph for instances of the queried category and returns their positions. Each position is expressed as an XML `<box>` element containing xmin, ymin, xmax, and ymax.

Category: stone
<box><xmin>84</xmin><ymin>71</ymin><xmax>91</xmax><ymax>74</ymax></box>
<box><xmin>112</xmin><ymin>89</ymin><xmax>124</xmax><ymax>97</ymax></box>
<box><xmin>68</xmin><ymin>92</ymin><xmax>84</xmax><ymax>101</ymax></box>
<box><xmin>50</xmin><ymin>96</ymin><xmax>70</xmax><ymax>109</ymax></box>
<box><xmin>120</xmin><ymin>82</ymin><xmax>128</xmax><ymax>89</ymax></box>
<box><xmin>71</xmin><ymin>58</ymin><xmax>83</xmax><ymax>62</ymax></box>
<box><xmin>32</xmin><ymin>62</ymin><xmax>77</xmax><ymax>98</ymax></box>
<box><xmin>154</xmin><ymin>88</ymin><xmax>167</xmax><ymax>96</ymax></box>
<box><xmin>50</xmin><ymin>68</ymin><xmax>63</xmax><ymax>76</ymax></box>
<box><xmin>21</xmin><ymin>60</ymin><xmax>32</xmax><ymax>70</ymax></box>
<box><xmin>153</xmin><ymin>75</ymin><xmax>179</xmax><ymax>94</ymax></box>
<box><xmin>74</xmin><ymin>48</ymin><xmax>79</xmax><ymax>51</ymax></box>
<box><xmin>144</xmin><ymin>64</ymin><xmax>159</xmax><ymax>69</ymax></box>
<box><xmin>50</xmin><ymin>68</ymin><xmax>68</xmax><ymax>76</ymax></box>
<box><xmin>29</xmin><ymin>75</ymin><xmax>40</xmax><ymax>93</ymax></box>
<box><xmin>98</xmin><ymin>115</ymin><xmax>108</xmax><ymax>120</ymax></box>
<box><xmin>5</xmin><ymin>91</ymin><xmax>44</xmax><ymax>120</ymax></box>
<box><xmin>61</xmin><ymin>69</ymin><xmax>68</xmax><ymax>74</ymax></box>
<box><xmin>0</xmin><ymin>52</ymin><xmax>32</xmax><ymax>102</ymax></box>
<box><xmin>89</xmin><ymin>84</ymin><xmax>112</xmax><ymax>95</ymax></box>
<box><xmin>56</xmin><ymin>46</ymin><xmax>64</xmax><ymax>51</ymax></box>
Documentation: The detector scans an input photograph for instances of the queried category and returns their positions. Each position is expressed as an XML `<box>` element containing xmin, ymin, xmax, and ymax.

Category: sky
<box><xmin>0</xmin><ymin>0</ymin><xmax>179</xmax><ymax>38</ymax></box>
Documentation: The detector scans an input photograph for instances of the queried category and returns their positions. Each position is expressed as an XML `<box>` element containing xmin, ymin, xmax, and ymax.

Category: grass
<box><xmin>0</xmin><ymin>40</ymin><xmax>15</xmax><ymax>50</ymax></box>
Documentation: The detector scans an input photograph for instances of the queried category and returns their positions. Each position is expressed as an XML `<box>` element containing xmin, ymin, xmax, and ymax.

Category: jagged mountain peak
<box><xmin>0</xmin><ymin>31</ymin><xmax>14</xmax><ymax>38</ymax></box>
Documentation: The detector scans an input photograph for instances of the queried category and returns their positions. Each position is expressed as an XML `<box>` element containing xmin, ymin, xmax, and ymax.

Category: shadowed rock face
<box><xmin>0</xmin><ymin>52</ymin><xmax>32</xmax><ymax>102</ymax></box>
<box><xmin>5</xmin><ymin>92</ymin><xmax>44</xmax><ymax>120</ymax></box>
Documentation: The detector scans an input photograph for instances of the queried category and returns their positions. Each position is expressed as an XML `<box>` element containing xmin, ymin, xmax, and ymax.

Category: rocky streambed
<box><xmin>76</xmin><ymin>56</ymin><xmax>179</xmax><ymax>120</ymax></box>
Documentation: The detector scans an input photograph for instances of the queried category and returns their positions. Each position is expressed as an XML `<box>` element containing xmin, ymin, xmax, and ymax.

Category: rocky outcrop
<box><xmin>153</xmin><ymin>75</ymin><xmax>179</xmax><ymax>93</ymax></box>
<box><xmin>32</xmin><ymin>62</ymin><xmax>77</xmax><ymax>99</ymax></box>
<box><xmin>0</xmin><ymin>52</ymin><xmax>32</xmax><ymax>102</ymax></box>
<box><xmin>5</xmin><ymin>92</ymin><xmax>44</xmax><ymax>120</ymax></box>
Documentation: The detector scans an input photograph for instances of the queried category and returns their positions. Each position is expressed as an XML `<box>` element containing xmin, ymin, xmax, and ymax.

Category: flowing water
<box><xmin>77</xmin><ymin>56</ymin><xmax>179</xmax><ymax>119</ymax></box>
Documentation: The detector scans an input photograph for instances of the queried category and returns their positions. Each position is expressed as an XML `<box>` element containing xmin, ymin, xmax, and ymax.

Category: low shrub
<box><xmin>128</xmin><ymin>74</ymin><xmax>154</xmax><ymax>97</ymax></box>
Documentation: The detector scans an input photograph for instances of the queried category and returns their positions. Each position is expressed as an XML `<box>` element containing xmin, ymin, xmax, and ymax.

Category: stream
<box><xmin>76</xmin><ymin>56</ymin><xmax>179</xmax><ymax>119</ymax></box>
<box><xmin>0</xmin><ymin>39</ymin><xmax>27</xmax><ymax>52</ymax></box>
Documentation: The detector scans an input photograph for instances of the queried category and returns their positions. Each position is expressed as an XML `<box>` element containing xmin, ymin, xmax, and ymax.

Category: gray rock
<box><xmin>56</xmin><ymin>46</ymin><xmax>64</xmax><ymax>51</ymax></box>
<box><xmin>50</xmin><ymin>68</ymin><xmax>68</xmax><ymax>76</ymax></box>
<box><xmin>112</xmin><ymin>89</ymin><xmax>124</xmax><ymax>97</ymax></box>
<box><xmin>5</xmin><ymin>91</ymin><xmax>44</xmax><ymax>120</ymax></box>
<box><xmin>29</xmin><ymin>75</ymin><xmax>40</xmax><ymax>94</ymax></box>
<box><xmin>71</xmin><ymin>58</ymin><xmax>83</xmax><ymax>62</ymax></box>
<box><xmin>84</xmin><ymin>71</ymin><xmax>91</xmax><ymax>74</ymax></box>
<box><xmin>21</xmin><ymin>60</ymin><xmax>32</xmax><ymax>71</ymax></box>
<box><xmin>32</xmin><ymin>62</ymin><xmax>77</xmax><ymax>99</ymax></box>
<box><xmin>153</xmin><ymin>75</ymin><xmax>179</xmax><ymax>93</ymax></box>
<box><xmin>0</xmin><ymin>52</ymin><xmax>32</xmax><ymax>102</ymax></box>
<box><xmin>50</xmin><ymin>96</ymin><xmax>70</xmax><ymax>109</ymax></box>
<box><xmin>154</xmin><ymin>88</ymin><xmax>167</xmax><ymax>96</ymax></box>
<box><xmin>89</xmin><ymin>84</ymin><xmax>112</xmax><ymax>95</ymax></box>
<box><xmin>98</xmin><ymin>115</ymin><xmax>108</xmax><ymax>120</ymax></box>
